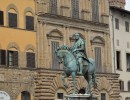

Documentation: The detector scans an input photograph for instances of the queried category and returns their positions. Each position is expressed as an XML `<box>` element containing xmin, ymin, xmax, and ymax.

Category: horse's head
<box><xmin>55</xmin><ymin>45</ymin><xmax>71</xmax><ymax>64</ymax></box>
<box><xmin>55</xmin><ymin>47</ymin><xmax>64</xmax><ymax>64</ymax></box>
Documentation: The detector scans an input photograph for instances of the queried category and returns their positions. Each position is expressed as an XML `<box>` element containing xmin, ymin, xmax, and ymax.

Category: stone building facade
<box><xmin>110</xmin><ymin>5</ymin><xmax>130</xmax><ymax>100</ymax></box>
<box><xmin>35</xmin><ymin>0</ymin><xmax>120</xmax><ymax>100</ymax></box>
<box><xmin>0</xmin><ymin>0</ymin><xmax>120</xmax><ymax>100</ymax></box>
<box><xmin>0</xmin><ymin>0</ymin><xmax>36</xmax><ymax>99</ymax></box>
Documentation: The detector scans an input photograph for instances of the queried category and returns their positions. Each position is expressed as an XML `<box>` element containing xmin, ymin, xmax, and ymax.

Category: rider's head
<box><xmin>74</xmin><ymin>33</ymin><xmax>80</xmax><ymax>40</ymax></box>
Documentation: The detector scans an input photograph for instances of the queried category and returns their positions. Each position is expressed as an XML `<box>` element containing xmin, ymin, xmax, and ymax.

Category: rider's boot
<box><xmin>78</xmin><ymin>63</ymin><xmax>83</xmax><ymax>75</ymax></box>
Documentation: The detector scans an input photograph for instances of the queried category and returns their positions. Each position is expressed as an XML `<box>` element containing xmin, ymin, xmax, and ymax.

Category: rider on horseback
<box><xmin>71</xmin><ymin>33</ymin><xmax>90</xmax><ymax>75</ymax></box>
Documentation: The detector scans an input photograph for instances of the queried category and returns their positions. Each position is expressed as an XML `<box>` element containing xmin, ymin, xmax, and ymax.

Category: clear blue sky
<box><xmin>125</xmin><ymin>0</ymin><xmax>130</xmax><ymax>11</ymax></box>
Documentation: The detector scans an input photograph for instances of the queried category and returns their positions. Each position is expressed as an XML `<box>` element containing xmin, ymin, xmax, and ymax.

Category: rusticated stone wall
<box><xmin>34</xmin><ymin>69</ymin><xmax>120</xmax><ymax>100</ymax></box>
<box><xmin>0</xmin><ymin>68</ymin><xmax>35</xmax><ymax>100</ymax></box>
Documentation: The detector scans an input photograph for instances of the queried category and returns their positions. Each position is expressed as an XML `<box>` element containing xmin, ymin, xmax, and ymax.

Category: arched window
<box><xmin>8</xmin><ymin>8</ymin><xmax>17</xmax><ymax>28</ymax></box>
<box><xmin>91</xmin><ymin>36</ymin><xmax>105</xmax><ymax>73</ymax></box>
<box><xmin>21</xmin><ymin>91</ymin><xmax>30</xmax><ymax>100</ymax></box>
<box><xmin>47</xmin><ymin>29</ymin><xmax>63</xmax><ymax>70</ymax></box>
<box><xmin>26</xmin><ymin>49</ymin><xmax>35</xmax><ymax>68</ymax></box>
<box><xmin>25</xmin><ymin>12</ymin><xmax>34</xmax><ymax>30</ymax></box>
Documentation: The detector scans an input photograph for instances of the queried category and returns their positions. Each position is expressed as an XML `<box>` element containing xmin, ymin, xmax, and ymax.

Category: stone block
<box><xmin>65</xmin><ymin>94</ymin><xmax>97</xmax><ymax>100</ymax></box>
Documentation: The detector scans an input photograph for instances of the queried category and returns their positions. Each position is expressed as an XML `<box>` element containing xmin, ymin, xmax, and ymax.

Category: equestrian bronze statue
<box><xmin>55</xmin><ymin>33</ymin><xmax>97</xmax><ymax>95</ymax></box>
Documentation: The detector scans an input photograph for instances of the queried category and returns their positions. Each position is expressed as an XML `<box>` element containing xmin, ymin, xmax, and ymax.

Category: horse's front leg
<box><xmin>72</xmin><ymin>72</ymin><xmax>76</xmax><ymax>95</ymax></box>
<box><xmin>61</xmin><ymin>73</ymin><xmax>69</xmax><ymax>88</ymax></box>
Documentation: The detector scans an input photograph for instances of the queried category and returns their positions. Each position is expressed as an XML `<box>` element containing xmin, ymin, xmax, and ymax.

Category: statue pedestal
<box><xmin>65</xmin><ymin>94</ymin><xmax>97</xmax><ymax>100</ymax></box>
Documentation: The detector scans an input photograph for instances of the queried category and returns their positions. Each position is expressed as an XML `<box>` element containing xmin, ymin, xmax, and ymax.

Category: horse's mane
<box><xmin>57</xmin><ymin>45</ymin><xmax>72</xmax><ymax>53</ymax></box>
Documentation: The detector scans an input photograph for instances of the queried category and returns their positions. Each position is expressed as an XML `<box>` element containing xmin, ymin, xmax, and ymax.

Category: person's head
<box><xmin>74</xmin><ymin>33</ymin><xmax>80</xmax><ymax>40</ymax></box>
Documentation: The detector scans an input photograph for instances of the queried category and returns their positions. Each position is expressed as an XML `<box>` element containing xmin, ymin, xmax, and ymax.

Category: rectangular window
<box><xmin>50</xmin><ymin>0</ymin><xmax>57</xmax><ymax>14</ymax></box>
<box><xmin>116</xmin><ymin>51</ymin><xmax>121</xmax><ymax>70</ymax></box>
<box><xmin>92</xmin><ymin>0</ymin><xmax>99</xmax><ymax>22</ymax></box>
<box><xmin>101</xmin><ymin>93</ymin><xmax>106</xmax><ymax>100</ymax></box>
<box><xmin>26</xmin><ymin>16</ymin><xmax>34</xmax><ymax>30</ymax></box>
<box><xmin>71</xmin><ymin>0</ymin><xmax>79</xmax><ymax>19</ymax></box>
<box><xmin>8</xmin><ymin>50</ymin><xmax>18</xmax><ymax>67</ymax></box>
<box><xmin>95</xmin><ymin>47</ymin><xmax>102</xmax><ymax>72</ymax></box>
<box><xmin>26</xmin><ymin>52</ymin><xmax>35</xmax><ymax>68</ymax></box>
<box><xmin>0</xmin><ymin>11</ymin><xmax>4</xmax><ymax>25</ymax></box>
<box><xmin>51</xmin><ymin>41</ymin><xmax>60</xmax><ymax>70</ymax></box>
<box><xmin>125</xmin><ymin>21</ymin><xmax>129</xmax><ymax>32</ymax></box>
<box><xmin>128</xmin><ymin>82</ymin><xmax>130</xmax><ymax>91</ymax></box>
<box><xmin>8</xmin><ymin>13</ymin><xmax>17</xmax><ymax>28</ymax></box>
<box><xmin>126</xmin><ymin>53</ymin><xmax>130</xmax><ymax>70</ymax></box>
<box><xmin>0</xmin><ymin>50</ymin><xmax>6</xmax><ymax>65</ymax></box>
<box><xmin>119</xmin><ymin>80</ymin><xmax>124</xmax><ymax>91</ymax></box>
<box><xmin>115</xmin><ymin>18</ymin><xmax>119</xmax><ymax>29</ymax></box>
<box><xmin>57</xmin><ymin>93</ymin><xmax>63</xmax><ymax>99</ymax></box>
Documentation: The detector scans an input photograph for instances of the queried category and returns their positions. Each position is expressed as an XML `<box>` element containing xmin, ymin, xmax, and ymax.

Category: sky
<box><xmin>125</xmin><ymin>0</ymin><xmax>130</xmax><ymax>11</ymax></box>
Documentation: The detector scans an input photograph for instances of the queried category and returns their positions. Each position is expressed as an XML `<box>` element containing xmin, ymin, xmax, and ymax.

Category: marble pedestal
<box><xmin>65</xmin><ymin>94</ymin><xmax>97</xmax><ymax>100</ymax></box>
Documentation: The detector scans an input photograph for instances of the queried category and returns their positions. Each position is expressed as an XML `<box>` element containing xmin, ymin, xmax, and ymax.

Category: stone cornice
<box><xmin>38</xmin><ymin>13</ymin><xmax>110</xmax><ymax>33</ymax></box>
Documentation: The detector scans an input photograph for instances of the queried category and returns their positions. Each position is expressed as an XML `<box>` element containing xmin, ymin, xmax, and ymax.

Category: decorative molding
<box><xmin>47</xmin><ymin>29</ymin><xmax>63</xmax><ymax>39</ymax></box>
<box><xmin>25</xmin><ymin>44</ymin><xmax>36</xmax><ymax>52</ymax></box>
<box><xmin>7</xmin><ymin>42</ymin><xmax>20</xmax><ymax>50</ymax></box>
<box><xmin>91</xmin><ymin>36</ymin><xmax>105</xmax><ymax>45</ymax></box>
<box><xmin>38</xmin><ymin>14</ymin><xmax>109</xmax><ymax>33</ymax></box>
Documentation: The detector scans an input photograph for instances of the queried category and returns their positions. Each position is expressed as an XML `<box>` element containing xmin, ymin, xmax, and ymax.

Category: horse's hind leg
<box><xmin>61</xmin><ymin>73</ymin><xmax>69</xmax><ymax>88</ymax></box>
<box><xmin>85</xmin><ymin>74</ymin><xmax>92</xmax><ymax>95</ymax></box>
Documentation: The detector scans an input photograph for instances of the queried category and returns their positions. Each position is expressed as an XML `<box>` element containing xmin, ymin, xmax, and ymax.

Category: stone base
<box><xmin>65</xmin><ymin>94</ymin><xmax>97</xmax><ymax>100</ymax></box>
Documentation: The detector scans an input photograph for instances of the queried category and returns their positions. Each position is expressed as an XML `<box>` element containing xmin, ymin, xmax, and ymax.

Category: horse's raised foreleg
<box><xmin>61</xmin><ymin>73</ymin><xmax>69</xmax><ymax>88</ymax></box>
<box><xmin>72</xmin><ymin>72</ymin><xmax>76</xmax><ymax>94</ymax></box>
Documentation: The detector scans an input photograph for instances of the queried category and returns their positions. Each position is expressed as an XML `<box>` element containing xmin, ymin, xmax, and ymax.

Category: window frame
<box><xmin>0</xmin><ymin>11</ymin><xmax>4</xmax><ymax>25</ymax></box>
<box><xmin>116</xmin><ymin>51</ymin><xmax>122</xmax><ymax>70</ymax></box>
<box><xmin>125</xmin><ymin>21</ymin><xmax>129</xmax><ymax>32</ymax></box>
<box><xmin>126</xmin><ymin>53</ymin><xmax>130</xmax><ymax>71</ymax></box>
<box><xmin>101</xmin><ymin>93</ymin><xmax>106</xmax><ymax>100</ymax></box>
<box><xmin>57</xmin><ymin>93</ymin><xmax>64</xmax><ymax>99</ymax></box>
<box><xmin>115</xmin><ymin>18</ymin><xmax>119</xmax><ymax>29</ymax></box>
<box><xmin>7</xmin><ymin>50</ymin><xmax>18</xmax><ymax>67</ymax></box>
<box><xmin>0</xmin><ymin>50</ymin><xmax>6</xmax><ymax>66</ymax></box>
<box><xmin>119</xmin><ymin>80</ymin><xmax>124</xmax><ymax>91</ymax></box>
<box><xmin>71</xmin><ymin>0</ymin><xmax>79</xmax><ymax>19</ymax></box>
<box><xmin>128</xmin><ymin>81</ymin><xmax>130</xmax><ymax>91</ymax></box>
<box><xmin>26</xmin><ymin>52</ymin><xmax>35</xmax><ymax>68</ymax></box>
<box><xmin>25</xmin><ymin>15</ymin><xmax>34</xmax><ymax>31</ymax></box>
<box><xmin>8</xmin><ymin>12</ymin><xmax>18</xmax><ymax>28</ymax></box>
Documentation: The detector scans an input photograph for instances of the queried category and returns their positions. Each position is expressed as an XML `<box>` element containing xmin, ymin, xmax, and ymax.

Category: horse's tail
<box><xmin>90</xmin><ymin>59</ymin><xmax>97</xmax><ymax>88</ymax></box>
<box><xmin>92</xmin><ymin>72</ymin><xmax>97</xmax><ymax>88</ymax></box>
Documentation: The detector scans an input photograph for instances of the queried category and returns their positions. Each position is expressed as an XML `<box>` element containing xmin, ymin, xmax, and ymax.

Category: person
<box><xmin>71</xmin><ymin>33</ymin><xmax>90</xmax><ymax>75</ymax></box>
